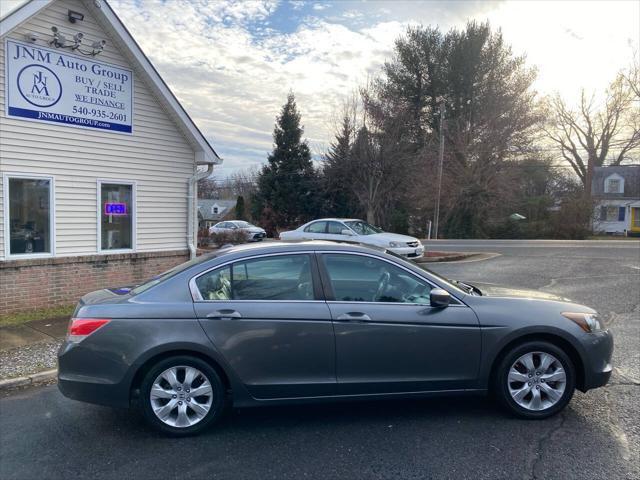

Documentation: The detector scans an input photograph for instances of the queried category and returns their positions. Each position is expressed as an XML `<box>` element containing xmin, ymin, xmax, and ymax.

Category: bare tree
<box><xmin>347</xmin><ymin>86</ymin><xmax>419</xmax><ymax>225</ymax></box>
<box><xmin>545</xmin><ymin>70</ymin><xmax>640</xmax><ymax>193</ymax></box>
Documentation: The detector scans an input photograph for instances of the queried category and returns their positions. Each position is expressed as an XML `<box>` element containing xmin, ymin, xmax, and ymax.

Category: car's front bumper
<box><xmin>580</xmin><ymin>329</ymin><xmax>614</xmax><ymax>391</ymax></box>
<box><xmin>388</xmin><ymin>245</ymin><xmax>425</xmax><ymax>258</ymax></box>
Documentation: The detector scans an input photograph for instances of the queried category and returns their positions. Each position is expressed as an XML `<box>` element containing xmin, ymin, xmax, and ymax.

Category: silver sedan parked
<box><xmin>58</xmin><ymin>241</ymin><xmax>613</xmax><ymax>436</ymax></box>
<box><xmin>208</xmin><ymin>220</ymin><xmax>266</xmax><ymax>241</ymax></box>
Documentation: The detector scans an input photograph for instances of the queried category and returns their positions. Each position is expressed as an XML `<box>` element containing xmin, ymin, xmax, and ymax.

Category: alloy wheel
<box><xmin>149</xmin><ymin>366</ymin><xmax>214</xmax><ymax>428</ymax></box>
<box><xmin>507</xmin><ymin>351</ymin><xmax>567</xmax><ymax>411</ymax></box>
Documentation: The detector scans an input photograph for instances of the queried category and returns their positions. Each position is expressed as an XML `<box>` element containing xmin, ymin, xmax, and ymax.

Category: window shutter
<box><xmin>600</xmin><ymin>206</ymin><xmax>607</xmax><ymax>221</ymax></box>
<box><xmin>618</xmin><ymin>207</ymin><xmax>625</xmax><ymax>221</ymax></box>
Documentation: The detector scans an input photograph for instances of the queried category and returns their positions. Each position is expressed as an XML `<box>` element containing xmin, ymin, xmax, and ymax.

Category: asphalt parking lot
<box><xmin>1</xmin><ymin>239</ymin><xmax>638</xmax><ymax>480</ymax></box>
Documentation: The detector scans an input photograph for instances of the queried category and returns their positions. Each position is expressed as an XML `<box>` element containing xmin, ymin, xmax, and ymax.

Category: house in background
<box><xmin>197</xmin><ymin>199</ymin><xmax>237</xmax><ymax>229</ymax></box>
<box><xmin>591</xmin><ymin>166</ymin><xmax>640</xmax><ymax>236</ymax></box>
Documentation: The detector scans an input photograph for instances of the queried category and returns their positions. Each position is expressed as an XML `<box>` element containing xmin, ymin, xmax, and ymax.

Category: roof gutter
<box><xmin>187</xmin><ymin>162</ymin><xmax>215</xmax><ymax>259</ymax></box>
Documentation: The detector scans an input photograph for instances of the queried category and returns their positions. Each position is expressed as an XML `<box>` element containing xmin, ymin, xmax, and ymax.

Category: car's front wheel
<box><xmin>140</xmin><ymin>356</ymin><xmax>226</xmax><ymax>436</ymax></box>
<box><xmin>495</xmin><ymin>341</ymin><xmax>575</xmax><ymax>419</ymax></box>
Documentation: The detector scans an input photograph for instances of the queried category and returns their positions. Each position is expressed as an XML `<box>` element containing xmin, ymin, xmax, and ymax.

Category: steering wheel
<box><xmin>374</xmin><ymin>271</ymin><xmax>391</xmax><ymax>301</ymax></box>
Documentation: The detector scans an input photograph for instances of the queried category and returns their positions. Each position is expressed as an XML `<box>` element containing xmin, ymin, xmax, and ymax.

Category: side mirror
<box><xmin>341</xmin><ymin>229</ymin><xmax>354</xmax><ymax>236</ymax></box>
<box><xmin>430</xmin><ymin>288</ymin><xmax>451</xmax><ymax>308</ymax></box>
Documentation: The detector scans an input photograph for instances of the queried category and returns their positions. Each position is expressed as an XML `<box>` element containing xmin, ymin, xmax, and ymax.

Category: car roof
<box><xmin>213</xmin><ymin>240</ymin><xmax>384</xmax><ymax>257</ymax></box>
<box><xmin>306</xmin><ymin>218</ymin><xmax>363</xmax><ymax>223</ymax></box>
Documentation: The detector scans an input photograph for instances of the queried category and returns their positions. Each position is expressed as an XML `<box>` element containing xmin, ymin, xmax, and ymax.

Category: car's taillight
<box><xmin>67</xmin><ymin>318</ymin><xmax>110</xmax><ymax>343</ymax></box>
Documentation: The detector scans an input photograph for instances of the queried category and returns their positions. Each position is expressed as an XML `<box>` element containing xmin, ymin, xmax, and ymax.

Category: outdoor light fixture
<box><xmin>67</xmin><ymin>10</ymin><xmax>84</xmax><ymax>23</ymax></box>
<box><xmin>49</xmin><ymin>26</ymin><xmax>106</xmax><ymax>56</ymax></box>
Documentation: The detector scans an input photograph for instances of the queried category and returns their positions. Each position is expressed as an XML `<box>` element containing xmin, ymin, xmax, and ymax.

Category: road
<box><xmin>1</xmin><ymin>239</ymin><xmax>639</xmax><ymax>479</ymax></box>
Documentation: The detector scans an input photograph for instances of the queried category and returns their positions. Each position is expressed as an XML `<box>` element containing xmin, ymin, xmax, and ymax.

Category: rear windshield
<box><xmin>130</xmin><ymin>252</ymin><xmax>217</xmax><ymax>294</ymax></box>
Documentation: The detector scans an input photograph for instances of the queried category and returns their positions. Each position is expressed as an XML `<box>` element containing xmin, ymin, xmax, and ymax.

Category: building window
<box><xmin>99</xmin><ymin>181</ymin><xmax>135</xmax><ymax>251</ymax></box>
<box><xmin>606</xmin><ymin>179</ymin><xmax>621</xmax><ymax>193</ymax></box>
<box><xmin>600</xmin><ymin>206</ymin><xmax>624</xmax><ymax>222</ymax></box>
<box><xmin>212</xmin><ymin>206</ymin><xmax>219</xmax><ymax>214</ymax></box>
<box><xmin>5</xmin><ymin>176</ymin><xmax>53</xmax><ymax>256</ymax></box>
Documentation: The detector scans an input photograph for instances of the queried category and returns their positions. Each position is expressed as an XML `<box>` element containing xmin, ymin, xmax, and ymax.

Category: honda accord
<box><xmin>57</xmin><ymin>241</ymin><xmax>613</xmax><ymax>436</ymax></box>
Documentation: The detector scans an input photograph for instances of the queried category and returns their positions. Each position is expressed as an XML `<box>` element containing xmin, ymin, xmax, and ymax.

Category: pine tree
<box><xmin>254</xmin><ymin>93</ymin><xmax>319</xmax><ymax>228</ymax></box>
<box><xmin>322</xmin><ymin>115</ymin><xmax>361</xmax><ymax>218</ymax></box>
<box><xmin>235</xmin><ymin>195</ymin><xmax>246</xmax><ymax>220</ymax></box>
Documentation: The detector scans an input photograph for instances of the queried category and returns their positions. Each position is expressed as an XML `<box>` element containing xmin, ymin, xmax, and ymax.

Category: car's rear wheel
<box><xmin>140</xmin><ymin>356</ymin><xmax>226</xmax><ymax>436</ymax></box>
<box><xmin>495</xmin><ymin>341</ymin><xmax>575</xmax><ymax>419</ymax></box>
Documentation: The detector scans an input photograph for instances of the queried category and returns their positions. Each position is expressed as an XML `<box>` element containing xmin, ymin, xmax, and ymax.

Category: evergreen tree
<box><xmin>254</xmin><ymin>93</ymin><xmax>319</xmax><ymax>228</ymax></box>
<box><xmin>235</xmin><ymin>195</ymin><xmax>246</xmax><ymax>220</ymax></box>
<box><xmin>321</xmin><ymin>114</ymin><xmax>361</xmax><ymax>218</ymax></box>
<box><xmin>380</xmin><ymin>21</ymin><xmax>540</xmax><ymax>237</ymax></box>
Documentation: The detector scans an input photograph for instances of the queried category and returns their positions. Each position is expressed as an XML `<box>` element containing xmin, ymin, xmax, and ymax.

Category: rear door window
<box><xmin>195</xmin><ymin>254</ymin><xmax>314</xmax><ymax>301</ymax></box>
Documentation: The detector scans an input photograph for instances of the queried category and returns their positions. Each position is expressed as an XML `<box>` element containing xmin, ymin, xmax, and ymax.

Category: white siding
<box><xmin>593</xmin><ymin>200</ymin><xmax>632</xmax><ymax>234</ymax></box>
<box><xmin>0</xmin><ymin>0</ymin><xmax>196</xmax><ymax>260</ymax></box>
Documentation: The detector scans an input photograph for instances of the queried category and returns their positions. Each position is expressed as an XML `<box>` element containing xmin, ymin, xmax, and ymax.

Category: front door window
<box><xmin>322</xmin><ymin>253</ymin><xmax>431</xmax><ymax>304</ymax></box>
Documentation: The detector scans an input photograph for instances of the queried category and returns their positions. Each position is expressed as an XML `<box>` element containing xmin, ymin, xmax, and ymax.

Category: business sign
<box><xmin>104</xmin><ymin>202</ymin><xmax>128</xmax><ymax>216</ymax></box>
<box><xmin>5</xmin><ymin>39</ymin><xmax>133</xmax><ymax>133</ymax></box>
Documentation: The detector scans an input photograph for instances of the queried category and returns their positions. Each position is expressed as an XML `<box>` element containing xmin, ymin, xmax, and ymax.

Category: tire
<box><xmin>140</xmin><ymin>355</ymin><xmax>226</xmax><ymax>436</ymax></box>
<box><xmin>494</xmin><ymin>341</ymin><xmax>575</xmax><ymax>419</ymax></box>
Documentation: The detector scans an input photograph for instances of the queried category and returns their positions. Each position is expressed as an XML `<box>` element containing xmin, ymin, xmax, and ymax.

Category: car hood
<box><xmin>244</xmin><ymin>226</ymin><xmax>265</xmax><ymax>233</ymax></box>
<box><xmin>467</xmin><ymin>282</ymin><xmax>571</xmax><ymax>302</ymax></box>
<box><xmin>364</xmin><ymin>232</ymin><xmax>419</xmax><ymax>245</ymax></box>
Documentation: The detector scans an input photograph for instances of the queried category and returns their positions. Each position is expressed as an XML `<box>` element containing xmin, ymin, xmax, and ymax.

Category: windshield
<box><xmin>345</xmin><ymin>221</ymin><xmax>383</xmax><ymax>235</ymax></box>
<box><xmin>235</xmin><ymin>221</ymin><xmax>252</xmax><ymax>228</ymax></box>
<box><xmin>130</xmin><ymin>252</ymin><xmax>218</xmax><ymax>294</ymax></box>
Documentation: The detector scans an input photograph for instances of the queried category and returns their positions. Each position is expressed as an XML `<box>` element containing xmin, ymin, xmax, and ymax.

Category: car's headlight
<box><xmin>562</xmin><ymin>312</ymin><xmax>602</xmax><ymax>333</ymax></box>
<box><xmin>389</xmin><ymin>241</ymin><xmax>402</xmax><ymax>248</ymax></box>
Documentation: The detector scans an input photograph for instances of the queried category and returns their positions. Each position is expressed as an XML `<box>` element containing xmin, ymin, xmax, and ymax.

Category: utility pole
<box><xmin>433</xmin><ymin>98</ymin><xmax>446</xmax><ymax>240</ymax></box>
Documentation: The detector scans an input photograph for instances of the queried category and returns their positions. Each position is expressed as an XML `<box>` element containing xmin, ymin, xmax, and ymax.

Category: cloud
<box><xmin>104</xmin><ymin>0</ymin><xmax>638</xmax><ymax>177</ymax></box>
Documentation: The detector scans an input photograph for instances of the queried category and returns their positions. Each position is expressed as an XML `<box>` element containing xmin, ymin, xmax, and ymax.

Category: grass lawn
<box><xmin>0</xmin><ymin>304</ymin><xmax>75</xmax><ymax>327</ymax></box>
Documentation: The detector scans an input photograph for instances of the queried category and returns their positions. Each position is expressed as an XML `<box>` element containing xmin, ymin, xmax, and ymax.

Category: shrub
<box><xmin>208</xmin><ymin>229</ymin><xmax>249</xmax><ymax>247</ymax></box>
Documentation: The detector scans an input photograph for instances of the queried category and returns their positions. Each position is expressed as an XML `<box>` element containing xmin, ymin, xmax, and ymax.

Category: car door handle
<box><xmin>206</xmin><ymin>309</ymin><xmax>242</xmax><ymax>319</ymax></box>
<box><xmin>336</xmin><ymin>312</ymin><xmax>371</xmax><ymax>322</ymax></box>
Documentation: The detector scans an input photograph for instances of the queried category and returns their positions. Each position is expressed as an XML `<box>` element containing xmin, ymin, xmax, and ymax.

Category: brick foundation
<box><xmin>0</xmin><ymin>250</ymin><xmax>190</xmax><ymax>315</ymax></box>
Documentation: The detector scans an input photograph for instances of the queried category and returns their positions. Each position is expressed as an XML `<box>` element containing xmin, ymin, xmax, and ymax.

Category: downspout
<box><xmin>188</xmin><ymin>163</ymin><xmax>214</xmax><ymax>259</ymax></box>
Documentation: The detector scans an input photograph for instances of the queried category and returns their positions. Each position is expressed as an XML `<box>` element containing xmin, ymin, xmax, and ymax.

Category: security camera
<box><xmin>91</xmin><ymin>39</ymin><xmax>106</xmax><ymax>49</ymax></box>
<box><xmin>24</xmin><ymin>32</ymin><xmax>39</xmax><ymax>43</ymax></box>
<box><xmin>56</xmin><ymin>33</ymin><xmax>68</xmax><ymax>46</ymax></box>
<box><xmin>73</xmin><ymin>32</ymin><xmax>83</xmax><ymax>42</ymax></box>
<box><xmin>51</xmin><ymin>26</ymin><xmax>58</xmax><ymax>33</ymax></box>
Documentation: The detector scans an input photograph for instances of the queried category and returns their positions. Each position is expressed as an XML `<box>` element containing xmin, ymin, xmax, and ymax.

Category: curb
<box><xmin>417</xmin><ymin>252</ymin><xmax>500</xmax><ymax>264</ymax></box>
<box><xmin>0</xmin><ymin>368</ymin><xmax>57</xmax><ymax>390</ymax></box>
<box><xmin>419</xmin><ymin>253</ymin><xmax>473</xmax><ymax>263</ymax></box>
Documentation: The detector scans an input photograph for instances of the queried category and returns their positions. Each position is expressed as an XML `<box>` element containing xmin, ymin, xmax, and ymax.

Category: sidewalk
<box><xmin>0</xmin><ymin>316</ymin><xmax>68</xmax><ymax>384</ymax></box>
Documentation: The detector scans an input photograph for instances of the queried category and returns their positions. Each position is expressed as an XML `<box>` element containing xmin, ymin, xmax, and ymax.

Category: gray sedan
<box><xmin>57</xmin><ymin>242</ymin><xmax>613</xmax><ymax>436</ymax></box>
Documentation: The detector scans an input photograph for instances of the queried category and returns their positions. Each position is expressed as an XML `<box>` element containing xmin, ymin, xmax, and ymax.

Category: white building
<box><xmin>0</xmin><ymin>0</ymin><xmax>222</xmax><ymax>314</ymax></box>
<box><xmin>591</xmin><ymin>166</ymin><xmax>640</xmax><ymax>236</ymax></box>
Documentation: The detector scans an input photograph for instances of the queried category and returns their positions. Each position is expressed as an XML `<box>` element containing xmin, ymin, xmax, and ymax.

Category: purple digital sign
<box><xmin>104</xmin><ymin>202</ymin><xmax>128</xmax><ymax>216</ymax></box>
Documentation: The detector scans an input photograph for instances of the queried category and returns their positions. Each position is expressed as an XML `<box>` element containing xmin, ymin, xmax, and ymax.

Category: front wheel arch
<box><xmin>488</xmin><ymin>333</ymin><xmax>585</xmax><ymax>392</ymax></box>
